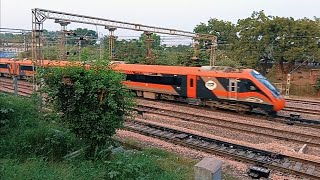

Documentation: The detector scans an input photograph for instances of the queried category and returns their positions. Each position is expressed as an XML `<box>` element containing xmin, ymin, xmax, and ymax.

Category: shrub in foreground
<box><xmin>40</xmin><ymin>62</ymin><xmax>134</xmax><ymax>158</ymax></box>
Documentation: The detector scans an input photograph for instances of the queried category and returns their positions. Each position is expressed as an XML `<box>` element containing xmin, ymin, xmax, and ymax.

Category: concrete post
<box><xmin>13</xmin><ymin>76</ymin><xmax>18</xmax><ymax>96</ymax></box>
<box><xmin>194</xmin><ymin>157</ymin><xmax>223</xmax><ymax>180</ymax></box>
<box><xmin>285</xmin><ymin>73</ymin><xmax>291</xmax><ymax>97</ymax></box>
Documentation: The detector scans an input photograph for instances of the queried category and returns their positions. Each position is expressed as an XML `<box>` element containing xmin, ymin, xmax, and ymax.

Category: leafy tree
<box><xmin>234</xmin><ymin>11</ymin><xmax>273</xmax><ymax>74</ymax></box>
<box><xmin>68</xmin><ymin>28</ymin><xmax>98</xmax><ymax>46</ymax></box>
<box><xmin>104</xmin><ymin>33</ymin><xmax>162</xmax><ymax>64</ymax></box>
<box><xmin>277</xmin><ymin>18</ymin><xmax>320</xmax><ymax>73</ymax></box>
<box><xmin>139</xmin><ymin>33</ymin><xmax>162</xmax><ymax>50</ymax></box>
<box><xmin>195</xmin><ymin>18</ymin><xmax>237</xmax><ymax>48</ymax></box>
<box><xmin>114</xmin><ymin>39</ymin><xmax>146</xmax><ymax>64</ymax></box>
<box><xmin>233</xmin><ymin>11</ymin><xmax>320</xmax><ymax>75</ymax></box>
<box><xmin>19</xmin><ymin>50</ymin><xmax>32</xmax><ymax>59</ymax></box>
<box><xmin>40</xmin><ymin>61</ymin><xmax>134</xmax><ymax>158</ymax></box>
<box><xmin>43</xmin><ymin>46</ymin><xmax>59</xmax><ymax>60</ymax></box>
<box><xmin>156</xmin><ymin>45</ymin><xmax>192</xmax><ymax>65</ymax></box>
<box><xmin>194</xmin><ymin>18</ymin><xmax>239</xmax><ymax>67</ymax></box>
<box><xmin>0</xmin><ymin>33</ymin><xmax>25</xmax><ymax>43</ymax></box>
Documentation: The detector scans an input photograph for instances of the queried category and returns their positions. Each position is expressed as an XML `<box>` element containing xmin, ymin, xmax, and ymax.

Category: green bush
<box><xmin>40</xmin><ymin>62</ymin><xmax>135</xmax><ymax>158</ymax></box>
<box><xmin>317</xmin><ymin>77</ymin><xmax>320</xmax><ymax>91</ymax></box>
<box><xmin>0</xmin><ymin>94</ymin><xmax>230</xmax><ymax>180</ymax></box>
<box><xmin>0</xmin><ymin>93</ymin><xmax>35</xmax><ymax>134</ymax></box>
<box><xmin>0</xmin><ymin>94</ymin><xmax>14</xmax><ymax>131</ymax></box>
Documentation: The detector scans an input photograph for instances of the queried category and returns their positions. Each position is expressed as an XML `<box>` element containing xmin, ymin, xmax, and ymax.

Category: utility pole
<box><xmin>22</xmin><ymin>31</ymin><xmax>28</xmax><ymax>52</ymax></box>
<box><xmin>145</xmin><ymin>31</ymin><xmax>154</xmax><ymax>64</ymax></box>
<box><xmin>191</xmin><ymin>39</ymin><xmax>199</xmax><ymax>62</ymax></box>
<box><xmin>285</xmin><ymin>73</ymin><xmax>291</xmax><ymax>97</ymax></box>
<box><xmin>209</xmin><ymin>38</ymin><xmax>217</xmax><ymax>66</ymax></box>
<box><xmin>55</xmin><ymin>20</ymin><xmax>70</xmax><ymax>60</ymax></box>
<box><xmin>100</xmin><ymin>36</ymin><xmax>104</xmax><ymax>60</ymax></box>
<box><xmin>106</xmin><ymin>27</ymin><xmax>117</xmax><ymax>60</ymax></box>
<box><xmin>78</xmin><ymin>37</ymin><xmax>82</xmax><ymax>61</ymax></box>
<box><xmin>285</xmin><ymin>59</ymin><xmax>310</xmax><ymax>97</ymax></box>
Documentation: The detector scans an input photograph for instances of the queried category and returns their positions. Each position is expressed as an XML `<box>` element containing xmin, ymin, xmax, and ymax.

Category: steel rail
<box><xmin>124</xmin><ymin>120</ymin><xmax>320</xmax><ymax>179</ymax></box>
<box><xmin>136</xmin><ymin>105</ymin><xmax>320</xmax><ymax>148</ymax></box>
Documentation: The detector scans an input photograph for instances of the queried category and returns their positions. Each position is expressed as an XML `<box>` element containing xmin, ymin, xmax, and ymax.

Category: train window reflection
<box><xmin>251</xmin><ymin>70</ymin><xmax>280</xmax><ymax>97</ymax></box>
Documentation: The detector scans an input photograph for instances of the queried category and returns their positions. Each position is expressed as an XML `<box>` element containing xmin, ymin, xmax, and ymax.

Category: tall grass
<box><xmin>0</xmin><ymin>93</ymin><xmax>81</xmax><ymax>161</ymax></box>
<box><xmin>0</xmin><ymin>93</ymin><xmax>195</xmax><ymax>180</ymax></box>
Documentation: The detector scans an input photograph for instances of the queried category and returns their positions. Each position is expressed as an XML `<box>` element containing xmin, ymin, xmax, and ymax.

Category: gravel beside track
<box><xmin>116</xmin><ymin>130</ymin><xmax>304</xmax><ymax>180</ymax></box>
<box><xmin>136</xmin><ymin>105</ymin><xmax>320</xmax><ymax>150</ymax></box>
<box><xmin>123</xmin><ymin>119</ymin><xmax>320</xmax><ymax>179</ymax></box>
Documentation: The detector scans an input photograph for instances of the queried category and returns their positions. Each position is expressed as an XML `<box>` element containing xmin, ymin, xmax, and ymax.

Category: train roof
<box><xmin>113</xmin><ymin>64</ymin><xmax>252</xmax><ymax>77</ymax></box>
<box><xmin>0</xmin><ymin>58</ymin><xmax>253</xmax><ymax>78</ymax></box>
<box><xmin>0</xmin><ymin>58</ymin><xmax>79</xmax><ymax>66</ymax></box>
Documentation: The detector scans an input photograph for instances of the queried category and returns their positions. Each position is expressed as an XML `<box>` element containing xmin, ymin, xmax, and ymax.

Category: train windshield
<box><xmin>251</xmin><ymin>70</ymin><xmax>280</xmax><ymax>97</ymax></box>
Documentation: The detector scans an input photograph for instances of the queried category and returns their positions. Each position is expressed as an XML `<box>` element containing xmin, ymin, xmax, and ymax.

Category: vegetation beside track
<box><xmin>39</xmin><ymin>61</ymin><xmax>136</xmax><ymax>158</ymax></box>
<box><xmin>0</xmin><ymin>61</ymin><xmax>198</xmax><ymax>179</ymax></box>
<box><xmin>0</xmin><ymin>93</ymin><xmax>199</xmax><ymax>180</ymax></box>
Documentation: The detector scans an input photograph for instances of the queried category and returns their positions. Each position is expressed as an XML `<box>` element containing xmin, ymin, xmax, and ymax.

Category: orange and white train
<box><xmin>0</xmin><ymin>58</ymin><xmax>285</xmax><ymax>114</ymax></box>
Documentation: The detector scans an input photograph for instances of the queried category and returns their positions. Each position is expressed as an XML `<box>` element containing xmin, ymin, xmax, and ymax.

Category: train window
<box><xmin>20</xmin><ymin>65</ymin><xmax>34</xmax><ymax>71</ymax></box>
<box><xmin>173</xmin><ymin>77</ymin><xmax>182</xmax><ymax>87</ymax></box>
<box><xmin>126</xmin><ymin>74</ymin><xmax>182</xmax><ymax>86</ymax></box>
<box><xmin>0</xmin><ymin>64</ymin><xmax>8</xmax><ymax>68</ymax></box>
<box><xmin>238</xmin><ymin>79</ymin><xmax>260</xmax><ymax>93</ymax></box>
<box><xmin>190</xmin><ymin>79</ymin><xmax>194</xmax><ymax>88</ymax></box>
<box><xmin>246</xmin><ymin>82</ymin><xmax>257</xmax><ymax>92</ymax></box>
<box><xmin>251</xmin><ymin>70</ymin><xmax>280</xmax><ymax>97</ymax></box>
<box><xmin>230</xmin><ymin>82</ymin><xmax>236</xmax><ymax>92</ymax></box>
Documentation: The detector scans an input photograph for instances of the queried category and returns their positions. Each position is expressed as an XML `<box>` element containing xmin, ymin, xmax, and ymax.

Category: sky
<box><xmin>0</xmin><ymin>0</ymin><xmax>319</xmax><ymax>43</ymax></box>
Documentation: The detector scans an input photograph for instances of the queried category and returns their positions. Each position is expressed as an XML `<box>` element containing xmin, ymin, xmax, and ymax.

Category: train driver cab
<box><xmin>250</xmin><ymin>70</ymin><xmax>285</xmax><ymax>111</ymax></box>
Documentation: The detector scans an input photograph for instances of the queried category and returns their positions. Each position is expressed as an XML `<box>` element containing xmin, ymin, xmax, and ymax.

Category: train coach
<box><xmin>0</xmin><ymin>58</ymin><xmax>35</xmax><ymax>78</ymax></box>
<box><xmin>0</xmin><ymin>58</ymin><xmax>285</xmax><ymax>114</ymax></box>
<box><xmin>114</xmin><ymin>64</ymin><xmax>285</xmax><ymax>114</ymax></box>
<box><xmin>0</xmin><ymin>59</ymin><xmax>74</xmax><ymax>79</ymax></box>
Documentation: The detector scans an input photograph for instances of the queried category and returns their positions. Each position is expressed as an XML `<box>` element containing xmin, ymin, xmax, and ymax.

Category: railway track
<box><xmin>0</xmin><ymin>77</ymin><xmax>33</xmax><ymax>96</ymax></box>
<box><xmin>138</xmin><ymin>98</ymin><xmax>320</xmax><ymax>128</ymax></box>
<box><xmin>136</xmin><ymin>104</ymin><xmax>320</xmax><ymax>148</ymax></box>
<box><xmin>277</xmin><ymin>114</ymin><xmax>320</xmax><ymax>127</ymax></box>
<box><xmin>125</xmin><ymin>120</ymin><xmax>320</xmax><ymax>179</ymax></box>
<box><xmin>286</xmin><ymin>99</ymin><xmax>320</xmax><ymax>106</ymax></box>
<box><xmin>283</xmin><ymin>106</ymin><xmax>320</xmax><ymax>116</ymax></box>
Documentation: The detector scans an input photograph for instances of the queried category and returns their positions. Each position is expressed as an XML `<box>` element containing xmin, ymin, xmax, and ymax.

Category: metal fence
<box><xmin>273</xmin><ymin>82</ymin><xmax>319</xmax><ymax>97</ymax></box>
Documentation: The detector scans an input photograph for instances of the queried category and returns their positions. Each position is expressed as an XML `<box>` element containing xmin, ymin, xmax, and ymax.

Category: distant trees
<box><xmin>69</xmin><ymin>28</ymin><xmax>98</xmax><ymax>46</ymax></box>
<box><xmin>42</xmin><ymin>28</ymin><xmax>98</xmax><ymax>46</ymax></box>
<box><xmin>194</xmin><ymin>18</ymin><xmax>239</xmax><ymax>67</ymax></box>
<box><xmin>105</xmin><ymin>33</ymin><xmax>193</xmax><ymax>65</ymax></box>
<box><xmin>194</xmin><ymin>11</ymin><xmax>320</xmax><ymax>75</ymax></box>
<box><xmin>3</xmin><ymin>11</ymin><xmax>319</xmax><ymax>74</ymax></box>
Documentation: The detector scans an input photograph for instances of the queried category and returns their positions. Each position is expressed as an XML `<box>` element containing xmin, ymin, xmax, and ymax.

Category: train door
<box><xmin>228</xmin><ymin>79</ymin><xmax>238</xmax><ymax>100</ymax></box>
<box><xmin>8</xmin><ymin>62</ymin><xmax>16</xmax><ymax>76</ymax></box>
<box><xmin>12</xmin><ymin>62</ymin><xmax>18</xmax><ymax>76</ymax></box>
<box><xmin>187</xmin><ymin>75</ymin><xmax>196</xmax><ymax>98</ymax></box>
<box><xmin>12</xmin><ymin>63</ymin><xmax>20</xmax><ymax>77</ymax></box>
